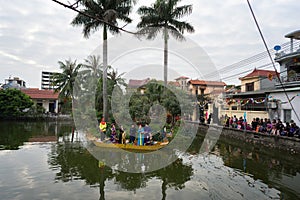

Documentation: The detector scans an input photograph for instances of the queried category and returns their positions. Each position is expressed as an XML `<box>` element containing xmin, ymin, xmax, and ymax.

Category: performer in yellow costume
<box><xmin>99</xmin><ymin>118</ymin><xmax>107</xmax><ymax>141</ymax></box>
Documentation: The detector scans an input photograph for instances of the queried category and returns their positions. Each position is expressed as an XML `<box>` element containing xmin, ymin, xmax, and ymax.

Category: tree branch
<box><xmin>51</xmin><ymin>0</ymin><xmax>136</xmax><ymax>34</ymax></box>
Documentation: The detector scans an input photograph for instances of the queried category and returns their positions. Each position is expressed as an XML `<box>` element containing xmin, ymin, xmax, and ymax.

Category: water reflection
<box><xmin>0</xmin><ymin>121</ymin><xmax>73</xmax><ymax>149</ymax></box>
<box><xmin>190</xmin><ymin>134</ymin><xmax>300</xmax><ymax>199</ymax></box>
<box><xmin>0</xmin><ymin>122</ymin><xmax>299</xmax><ymax>199</ymax></box>
<box><xmin>47</xmin><ymin>132</ymin><xmax>300</xmax><ymax>199</ymax></box>
<box><xmin>48</xmin><ymin>141</ymin><xmax>193</xmax><ymax>200</ymax></box>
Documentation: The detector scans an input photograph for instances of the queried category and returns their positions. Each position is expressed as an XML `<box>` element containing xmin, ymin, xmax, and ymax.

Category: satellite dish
<box><xmin>274</xmin><ymin>45</ymin><xmax>281</xmax><ymax>51</ymax></box>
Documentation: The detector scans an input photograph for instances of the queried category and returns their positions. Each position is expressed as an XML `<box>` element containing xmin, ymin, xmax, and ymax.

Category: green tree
<box><xmin>95</xmin><ymin>67</ymin><xmax>127</xmax><ymax>120</ymax></box>
<box><xmin>0</xmin><ymin>89</ymin><xmax>33</xmax><ymax>118</ymax></box>
<box><xmin>52</xmin><ymin>59</ymin><xmax>82</xmax><ymax>113</ymax></box>
<box><xmin>137</xmin><ymin>0</ymin><xmax>194</xmax><ymax>86</ymax></box>
<box><xmin>71</xmin><ymin>0</ymin><xmax>136</xmax><ymax>121</ymax></box>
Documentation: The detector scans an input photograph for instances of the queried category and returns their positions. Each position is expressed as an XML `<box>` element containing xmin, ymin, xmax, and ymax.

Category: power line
<box><xmin>205</xmin><ymin>40</ymin><xmax>300</xmax><ymax>79</ymax></box>
<box><xmin>221</xmin><ymin>62</ymin><xmax>275</xmax><ymax>81</ymax></box>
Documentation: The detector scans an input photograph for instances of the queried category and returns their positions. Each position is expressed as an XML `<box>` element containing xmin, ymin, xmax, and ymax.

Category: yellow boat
<box><xmin>92</xmin><ymin>140</ymin><xmax>169</xmax><ymax>151</ymax></box>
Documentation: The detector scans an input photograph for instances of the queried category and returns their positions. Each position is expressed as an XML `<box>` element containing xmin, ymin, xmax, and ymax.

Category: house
<box><xmin>175</xmin><ymin>76</ymin><xmax>189</xmax><ymax>90</ymax></box>
<box><xmin>270</xmin><ymin>30</ymin><xmax>300</xmax><ymax>124</ymax></box>
<box><xmin>221</xmin><ymin>69</ymin><xmax>279</xmax><ymax>123</ymax></box>
<box><xmin>21</xmin><ymin>88</ymin><xmax>59</xmax><ymax>113</ymax></box>
<box><xmin>239</xmin><ymin>68</ymin><xmax>279</xmax><ymax>92</ymax></box>
<box><xmin>127</xmin><ymin>78</ymin><xmax>150</xmax><ymax>94</ymax></box>
<box><xmin>187</xmin><ymin>79</ymin><xmax>226</xmax><ymax>122</ymax></box>
<box><xmin>2</xmin><ymin>77</ymin><xmax>26</xmax><ymax>89</ymax></box>
<box><xmin>188</xmin><ymin>80</ymin><xmax>226</xmax><ymax>96</ymax></box>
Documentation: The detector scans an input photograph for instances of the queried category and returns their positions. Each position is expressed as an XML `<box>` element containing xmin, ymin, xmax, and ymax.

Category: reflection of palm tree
<box><xmin>71</xmin><ymin>0</ymin><xmax>135</xmax><ymax>121</ymax></box>
<box><xmin>48</xmin><ymin>142</ymin><xmax>193</xmax><ymax>198</ymax></box>
<box><xmin>99</xmin><ymin>166</ymin><xmax>105</xmax><ymax>200</ymax></box>
<box><xmin>161</xmin><ymin>177</ymin><xmax>167</xmax><ymax>200</ymax></box>
<box><xmin>137</xmin><ymin>0</ymin><xmax>194</xmax><ymax>86</ymax></box>
<box><xmin>155</xmin><ymin>158</ymin><xmax>193</xmax><ymax>199</ymax></box>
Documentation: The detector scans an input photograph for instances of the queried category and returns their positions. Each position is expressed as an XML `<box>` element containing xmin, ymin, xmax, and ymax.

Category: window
<box><xmin>283</xmin><ymin>109</ymin><xmax>292</xmax><ymax>123</ymax></box>
<box><xmin>246</xmin><ymin>82</ymin><xmax>254</xmax><ymax>91</ymax></box>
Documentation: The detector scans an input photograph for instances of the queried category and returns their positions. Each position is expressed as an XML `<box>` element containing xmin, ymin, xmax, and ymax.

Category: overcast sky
<box><xmin>0</xmin><ymin>0</ymin><xmax>300</xmax><ymax>88</ymax></box>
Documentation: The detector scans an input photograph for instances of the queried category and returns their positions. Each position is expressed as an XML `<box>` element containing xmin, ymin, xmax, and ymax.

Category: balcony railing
<box><xmin>280</xmin><ymin>73</ymin><xmax>300</xmax><ymax>82</ymax></box>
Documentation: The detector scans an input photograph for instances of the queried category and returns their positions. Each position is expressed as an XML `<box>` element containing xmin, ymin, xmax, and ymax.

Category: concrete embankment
<box><xmin>193</xmin><ymin>122</ymin><xmax>300</xmax><ymax>154</ymax></box>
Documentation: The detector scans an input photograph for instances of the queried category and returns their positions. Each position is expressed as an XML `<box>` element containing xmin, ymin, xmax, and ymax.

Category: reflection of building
<box><xmin>2</xmin><ymin>77</ymin><xmax>26</xmax><ymax>89</ymax></box>
<box><xmin>41</xmin><ymin>71</ymin><xmax>59</xmax><ymax>90</ymax></box>
<box><xmin>21</xmin><ymin>88</ymin><xmax>59</xmax><ymax>113</ymax></box>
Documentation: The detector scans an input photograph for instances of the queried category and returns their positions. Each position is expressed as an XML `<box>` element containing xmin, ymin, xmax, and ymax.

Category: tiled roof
<box><xmin>21</xmin><ymin>88</ymin><xmax>59</xmax><ymax>99</ymax></box>
<box><xmin>175</xmin><ymin>76</ymin><xmax>189</xmax><ymax>80</ymax></box>
<box><xmin>128</xmin><ymin>78</ymin><xmax>150</xmax><ymax>88</ymax></box>
<box><xmin>188</xmin><ymin>80</ymin><xmax>226</xmax><ymax>87</ymax></box>
<box><xmin>168</xmin><ymin>81</ymin><xmax>181</xmax><ymax>87</ymax></box>
<box><xmin>240</xmin><ymin>69</ymin><xmax>279</xmax><ymax>80</ymax></box>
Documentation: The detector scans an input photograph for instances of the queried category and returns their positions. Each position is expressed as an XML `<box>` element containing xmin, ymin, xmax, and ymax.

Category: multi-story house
<box><xmin>222</xmin><ymin>68</ymin><xmax>278</xmax><ymax>123</ymax></box>
<box><xmin>270</xmin><ymin>30</ymin><xmax>300</xmax><ymax>124</ymax></box>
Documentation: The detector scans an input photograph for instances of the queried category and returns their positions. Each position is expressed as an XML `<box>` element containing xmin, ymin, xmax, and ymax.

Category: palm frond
<box><xmin>137</xmin><ymin>26</ymin><xmax>162</xmax><ymax>40</ymax></box>
<box><xmin>169</xmin><ymin>19</ymin><xmax>195</xmax><ymax>34</ymax></box>
<box><xmin>172</xmin><ymin>5</ymin><xmax>193</xmax><ymax>19</ymax></box>
<box><xmin>71</xmin><ymin>0</ymin><xmax>135</xmax><ymax>37</ymax></box>
<box><xmin>166</xmin><ymin>25</ymin><xmax>185</xmax><ymax>41</ymax></box>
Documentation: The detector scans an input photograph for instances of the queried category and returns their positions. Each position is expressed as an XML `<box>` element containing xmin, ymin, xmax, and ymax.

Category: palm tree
<box><xmin>82</xmin><ymin>55</ymin><xmax>103</xmax><ymax>78</ymax></box>
<box><xmin>71</xmin><ymin>0</ymin><xmax>135</xmax><ymax>121</ymax></box>
<box><xmin>53</xmin><ymin>59</ymin><xmax>82</xmax><ymax>99</ymax></box>
<box><xmin>108</xmin><ymin>68</ymin><xmax>127</xmax><ymax>87</ymax></box>
<box><xmin>52</xmin><ymin>59</ymin><xmax>82</xmax><ymax>113</ymax></box>
<box><xmin>137</xmin><ymin>0</ymin><xmax>195</xmax><ymax>86</ymax></box>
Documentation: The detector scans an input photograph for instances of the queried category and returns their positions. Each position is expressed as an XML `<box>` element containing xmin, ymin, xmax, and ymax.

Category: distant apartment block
<box><xmin>41</xmin><ymin>71</ymin><xmax>59</xmax><ymax>90</ymax></box>
<box><xmin>2</xmin><ymin>77</ymin><xmax>26</xmax><ymax>89</ymax></box>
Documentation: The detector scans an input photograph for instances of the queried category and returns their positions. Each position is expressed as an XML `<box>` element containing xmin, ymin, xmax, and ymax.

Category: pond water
<box><xmin>0</xmin><ymin>121</ymin><xmax>299</xmax><ymax>200</ymax></box>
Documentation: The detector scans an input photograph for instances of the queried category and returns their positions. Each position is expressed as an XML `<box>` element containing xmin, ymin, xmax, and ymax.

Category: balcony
<box><xmin>276</xmin><ymin>73</ymin><xmax>300</xmax><ymax>88</ymax></box>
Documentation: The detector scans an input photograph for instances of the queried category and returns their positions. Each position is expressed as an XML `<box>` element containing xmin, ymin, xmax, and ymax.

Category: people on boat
<box><xmin>99</xmin><ymin>118</ymin><xmax>107</xmax><ymax>141</ymax></box>
<box><xmin>110</xmin><ymin>124</ymin><xmax>117</xmax><ymax>143</ymax></box>
<box><xmin>137</xmin><ymin>124</ymin><xmax>144</xmax><ymax>146</ymax></box>
<box><xmin>161</xmin><ymin>126</ymin><xmax>167</xmax><ymax>140</ymax></box>
<box><xmin>118</xmin><ymin>125</ymin><xmax>126</xmax><ymax>144</ymax></box>
<box><xmin>144</xmin><ymin>123</ymin><xmax>152</xmax><ymax>145</ymax></box>
<box><xmin>129</xmin><ymin>124</ymin><xmax>136</xmax><ymax>144</ymax></box>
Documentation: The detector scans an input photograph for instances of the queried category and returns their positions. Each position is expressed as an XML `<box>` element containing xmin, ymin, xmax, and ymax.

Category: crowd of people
<box><xmin>221</xmin><ymin>115</ymin><xmax>300</xmax><ymax>138</ymax></box>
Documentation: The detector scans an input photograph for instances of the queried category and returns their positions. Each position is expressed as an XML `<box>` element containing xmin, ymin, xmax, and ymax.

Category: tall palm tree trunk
<box><xmin>103</xmin><ymin>24</ymin><xmax>108</xmax><ymax>121</ymax></box>
<box><xmin>163</xmin><ymin>27</ymin><xmax>168</xmax><ymax>87</ymax></box>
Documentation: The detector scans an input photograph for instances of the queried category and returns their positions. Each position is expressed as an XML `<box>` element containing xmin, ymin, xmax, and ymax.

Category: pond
<box><xmin>0</xmin><ymin>121</ymin><xmax>299</xmax><ymax>199</ymax></box>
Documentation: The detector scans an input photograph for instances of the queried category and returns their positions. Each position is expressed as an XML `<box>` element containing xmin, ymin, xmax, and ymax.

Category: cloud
<box><xmin>0</xmin><ymin>0</ymin><xmax>299</xmax><ymax>87</ymax></box>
